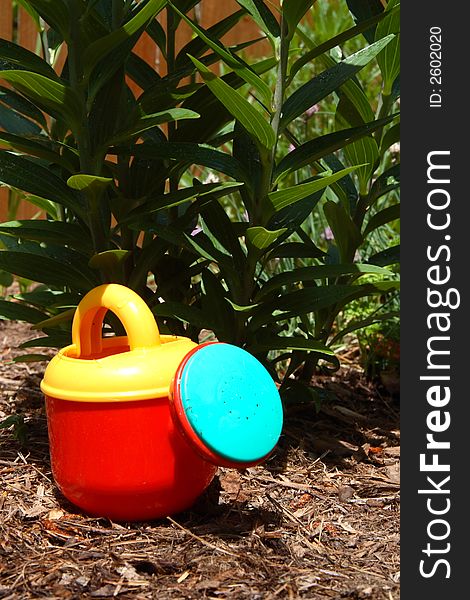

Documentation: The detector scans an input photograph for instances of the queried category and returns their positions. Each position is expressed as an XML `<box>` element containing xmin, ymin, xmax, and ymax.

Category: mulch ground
<box><xmin>0</xmin><ymin>320</ymin><xmax>400</xmax><ymax>600</ymax></box>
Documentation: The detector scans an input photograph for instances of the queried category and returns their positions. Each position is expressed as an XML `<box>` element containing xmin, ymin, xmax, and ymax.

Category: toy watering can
<box><xmin>41</xmin><ymin>284</ymin><xmax>283</xmax><ymax>521</ymax></box>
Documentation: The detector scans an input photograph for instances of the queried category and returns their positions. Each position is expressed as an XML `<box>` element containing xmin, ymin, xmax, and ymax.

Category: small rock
<box><xmin>75</xmin><ymin>576</ymin><xmax>90</xmax><ymax>587</ymax></box>
<box><xmin>385</xmin><ymin>462</ymin><xmax>400</xmax><ymax>484</ymax></box>
<box><xmin>47</xmin><ymin>508</ymin><xmax>65</xmax><ymax>520</ymax></box>
<box><xmin>338</xmin><ymin>486</ymin><xmax>355</xmax><ymax>502</ymax></box>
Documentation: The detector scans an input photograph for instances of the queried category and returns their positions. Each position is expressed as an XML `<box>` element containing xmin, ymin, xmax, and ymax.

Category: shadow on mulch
<box><xmin>1</xmin><ymin>321</ymin><xmax>400</xmax><ymax>600</ymax></box>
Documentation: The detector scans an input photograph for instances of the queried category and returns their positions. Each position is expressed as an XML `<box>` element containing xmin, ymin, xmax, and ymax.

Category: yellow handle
<box><xmin>72</xmin><ymin>284</ymin><xmax>160</xmax><ymax>357</ymax></box>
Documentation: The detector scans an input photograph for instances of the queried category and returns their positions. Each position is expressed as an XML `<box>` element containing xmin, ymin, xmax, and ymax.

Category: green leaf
<box><xmin>345</xmin><ymin>0</ymin><xmax>384</xmax><ymax>43</ymax></box>
<box><xmin>267</xmin><ymin>167</ymin><xmax>358</xmax><ymax>215</ymax></box>
<box><xmin>153</xmin><ymin>301</ymin><xmax>218</xmax><ymax>331</ymax></box>
<box><xmin>2</xmin><ymin>87</ymin><xmax>51</xmax><ymax>132</ymax></box>
<box><xmin>175</xmin><ymin>57</ymin><xmax>277</xmax><ymax>144</ymax></box>
<box><xmin>250</xmin><ymin>284</ymin><xmax>362</xmax><ymax>328</ymax></box>
<box><xmin>88</xmin><ymin>250</ymin><xmax>131</xmax><ymax>282</ymax></box>
<box><xmin>146</xmin><ymin>18</ymin><xmax>167</xmax><ymax>59</ymax></box>
<box><xmin>124</xmin><ymin>182</ymin><xmax>243</xmax><ymax>226</ymax></box>
<box><xmin>189</xmin><ymin>55</ymin><xmax>276</xmax><ymax>150</ymax></box>
<box><xmin>0</xmin><ymin>101</ymin><xmax>41</xmax><ymax>136</ymax></box>
<box><xmin>283</xmin><ymin>0</ymin><xmax>317</xmax><ymax>39</ymax></box>
<box><xmin>280</xmin><ymin>35</ymin><xmax>395</xmax><ymax>128</ymax></box>
<box><xmin>114</xmin><ymin>141</ymin><xmax>249</xmax><ymax>184</ymax></box>
<box><xmin>375</xmin><ymin>0</ymin><xmax>400</xmax><ymax>95</ymax></box>
<box><xmin>343</xmin><ymin>135</ymin><xmax>379</xmax><ymax>195</ymax></box>
<box><xmin>363</xmin><ymin>203</ymin><xmax>400</xmax><ymax>237</ymax></box>
<box><xmin>67</xmin><ymin>174</ymin><xmax>113</xmax><ymax>192</ymax></box>
<box><xmin>17</xmin><ymin>195</ymin><xmax>59</xmax><ymax>219</ymax></box>
<box><xmin>0</xmin><ymin>299</ymin><xmax>48</xmax><ymax>324</ymax></box>
<box><xmin>126</xmin><ymin>52</ymin><xmax>163</xmax><ymax>90</ymax></box>
<box><xmin>380</xmin><ymin>122</ymin><xmax>400</xmax><ymax>155</ymax></box>
<box><xmin>246</xmin><ymin>226</ymin><xmax>287</xmax><ymax>252</ymax></box>
<box><xmin>87</xmin><ymin>33</ymin><xmax>142</xmax><ymax>101</ymax></box>
<box><xmin>14</xmin><ymin>289</ymin><xmax>80</xmax><ymax>309</ymax></box>
<box><xmin>321</xmin><ymin>154</ymin><xmax>358</xmax><ymax>211</ymax></box>
<box><xmin>250</xmin><ymin>335</ymin><xmax>335</xmax><ymax>357</ymax></box>
<box><xmin>369</xmin><ymin>164</ymin><xmax>400</xmax><ymax>206</ymax></box>
<box><xmin>275</xmin><ymin>115</ymin><xmax>397</xmax><ymax>182</ymax></box>
<box><xmin>0</xmin><ymin>270</ymin><xmax>13</xmax><ymax>287</ymax></box>
<box><xmin>14</xmin><ymin>0</ymin><xmax>41</xmax><ymax>27</ymax></box>
<box><xmin>0</xmin><ymin>220</ymin><xmax>92</xmax><ymax>252</ymax></box>
<box><xmin>330</xmin><ymin>310</ymin><xmax>399</xmax><ymax>346</ymax></box>
<box><xmin>108</xmin><ymin>108</ymin><xmax>199</xmax><ymax>146</ymax></box>
<box><xmin>20</xmin><ymin>332</ymin><xmax>72</xmax><ymax>349</ymax></box>
<box><xmin>171</xmin><ymin>5</ymin><xmax>273</xmax><ymax>108</ymax></box>
<box><xmin>181</xmin><ymin>230</ymin><xmax>236</xmax><ymax>274</ymax></box>
<box><xmin>0</xmin><ymin>250</ymin><xmax>96</xmax><ymax>291</ymax></box>
<box><xmin>288</xmin><ymin>7</ymin><xmax>398</xmax><ymax>82</ymax></box>
<box><xmin>0</xmin><ymin>71</ymin><xmax>82</xmax><ymax>129</ymax></box>
<box><xmin>13</xmin><ymin>354</ymin><xmax>50</xmax><ymax>363</ymax></box>
<box><xmin>0</xmin><ymin>132</ymin><xmax>74</xmax><ymax>171</ymax></box>
<box><xmin>0</xmin><ymin>39</ymin><xmax>59</xmax><ymax>80</ymax></box>
<box><xmin>83</xmin><ymin>0</ymin><xmax>167</xmax><ymax>77</ymax></box>
<box><xmin>21</xmin><ymin>0</ymin><xmax>71</xmax><ymax>41</ymax></box>
<box><xmin>88</xmin><ymin>71</ymin><xmax>139</xmax><ymax>153</ymax></box>
<box><xmin>368</xmin><ymin>244</ymin><xmax>400</xmax><ymax>266</ymax></box>
<box><xmin>200</xmin><ymin>202</ymin><xmax>245</xmax><ymax>268</ymax></box>
<box><xmin>175</xmin><ymin>9</ymin><xmax>247</xmax><ymax>67</ymax></box>
<box><xmin>225</xmin><ymin>299</ymin><xmax>260</xmax><ymax>313</ymax></box>
<box><xmin>236</xmin><ymin>0</ymin><xmax>280</xmax><ymax>37</ymax></box>
<box><xmin>0</xmin><ymin>413</ymin><xmax>28</xmax><ymax>443</ymax></box>
<box><xmin>267</xmin><ymin>189</ymin><xmax>324</xmax><ymax>231</ymax></box>
<box><xmin>138</xmin><ymin>76</ymin><xmax>203</xmax><ymax>114</ymax></box>
<box><xmin>323</xmin><ymin>200</ymin><xmax>363</xmax><ymax>262</ymax></box>
<box><xmin>30</xmin><ymin>308</ymin><xmax>76</xmax><ymax>331</ymax></box>
<box><xmin>296</xmin><ymin>29</ymin><xmax>375</xmax><ymax>125</ymax></box>
<box><xmin>267</xmin><ymin>241</ymin><xmax>325</xmax><ymax>260</ymax></box>
<box><xmin>368</xmin><ymin>280</ymin><xmax>399</xmax><ymax>292</ymax></box>
<box><xmin>257</xmin><ymin>263</ymin><xmax>392</xmax><ymax>299</ymax></box>
<box><xmin>0</xmin><ymin>151</ymin><xmax>84</xmax><ymax>215</ymax></box>
<box><xmin>201</xmin><ymin>269</ymin><xmax>235</xmax><ymax>341</ymax></box>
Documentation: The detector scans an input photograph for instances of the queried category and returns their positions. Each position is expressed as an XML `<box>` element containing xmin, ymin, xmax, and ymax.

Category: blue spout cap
<box><xmin>172</xmin><ymin>343</ymin><xmax>284</xmax><ymax>466</ymax></box>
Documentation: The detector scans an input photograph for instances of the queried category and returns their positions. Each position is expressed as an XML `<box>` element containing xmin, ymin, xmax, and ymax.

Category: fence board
<box><xmin>0</xmin><ymin>0</ymin><xmax>12</xmax><ymax>40</ymax></box>
<box><xmin>0</xmin><ymin>1</ymin><xmax>12</xmax><ymax>217</ymax></box>
<box><xmin>17</xmin><ymin>5</ymin><xmax>38</xmax><ymax>51</ymax></box>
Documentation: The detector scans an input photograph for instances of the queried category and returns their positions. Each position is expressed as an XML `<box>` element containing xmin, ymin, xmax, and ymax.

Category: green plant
<box><xmin>0</xmin><ymin>0</ymin><xmax>263</xmax><ymax>344</ymax></box>
<box><xmin>0</xmin><ymin>414</ymin><xmax>28</xmax><ymax>444</ymax></box>
<box><xmin>147</xmin><ymin>0</ymin><xmax>400</xmax><ymax>383</ymax></box>
<box><xmin>0</xmin><ymin>0</ymin><xmax>400</xmax><ymax>392</ymax></box>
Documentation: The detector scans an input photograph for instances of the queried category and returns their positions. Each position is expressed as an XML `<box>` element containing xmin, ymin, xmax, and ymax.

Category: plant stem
<box><xmin>353</xmin><ymin>193</ymin><xmax>370</xmax><ymax>230</ymax></box>
<box><xmin>299</xmin><ymin>308</ymin><xmax>338</xmax><ymax>383</ymax></box>
<box><xmin>374</xmin><ymin>92</ymin><xmax>394</xmax><ymax>145</ymax></box>
<box><xmin>112</xmin><ymin>0</ymin><xmax>124</xmax><ymax>29</ymax></box>
<box><xmin>68</xmin><ymin>3</ymin><xmax>106</xmax><ymax>255</ymax></box>
<box><xmin>270</xmin><ymin>17</ymin><xmax>289</xmax><ymax>163</ymax></box>
<box><xmin>235</xmin><ymin>15</ymin><xmax>289</xmax><ymax>344</ymax></box>
<box><xmin>166</xmin><ymin>7</ymin><xmax>179</xmax><ymax>225</ymax></box>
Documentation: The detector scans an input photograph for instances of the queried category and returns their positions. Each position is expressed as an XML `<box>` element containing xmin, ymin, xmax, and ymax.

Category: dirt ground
<box><xmin>0</xmin><ymin>320</ymin><xmax>400</xmax><ymax>600</ymax></box>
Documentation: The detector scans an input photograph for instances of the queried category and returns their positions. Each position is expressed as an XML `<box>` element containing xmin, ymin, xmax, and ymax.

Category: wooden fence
<box><xmin>0</xmin><ymin>0</ymin><xmax>277</xmax><ymax>221</ymax></box>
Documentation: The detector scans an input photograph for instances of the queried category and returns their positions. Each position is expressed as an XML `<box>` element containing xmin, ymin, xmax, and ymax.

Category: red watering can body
<box><xmin>41</xmin><ymin>284</ymin><xmax>283</xmax><ymax>521</ymax></box>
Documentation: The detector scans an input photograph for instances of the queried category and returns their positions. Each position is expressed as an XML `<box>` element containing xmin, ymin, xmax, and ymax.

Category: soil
<box><xmin>0</xmin><ymin>320</ymin><xmax>400</xmax><ymax>600</ymax></box>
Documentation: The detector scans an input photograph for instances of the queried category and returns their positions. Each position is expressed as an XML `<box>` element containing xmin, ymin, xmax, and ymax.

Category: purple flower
<box><xmin>305</xmin><ymin>104</ymin><xmax>320</xmax><ymax>119</ymax></box>
<box><xmin>321</xmin><ymin>226</ymin><xmax>334</xmax><ymax>241</ymax></box>
<box><xmin>190</xmin><ymin>225</ymin><xmax>202</xmax><ymax>237</ymax></box>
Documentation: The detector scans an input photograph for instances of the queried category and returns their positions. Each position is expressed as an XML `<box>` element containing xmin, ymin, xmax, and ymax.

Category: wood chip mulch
<box><xmin>1</xmin><ymin>321</ymin><xmax>400</xmax><ymax>599</ymax></box>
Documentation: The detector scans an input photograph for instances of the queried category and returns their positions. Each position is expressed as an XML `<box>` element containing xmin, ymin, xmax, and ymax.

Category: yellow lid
<box><xmin>40</xmin><ymin>284</ymin><xmax>197</xmax><ymax>402</ymax></box>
